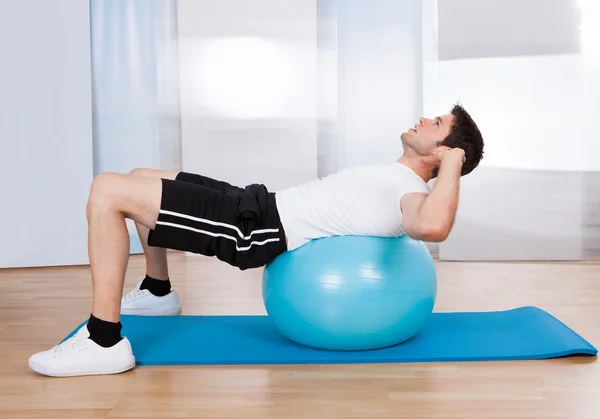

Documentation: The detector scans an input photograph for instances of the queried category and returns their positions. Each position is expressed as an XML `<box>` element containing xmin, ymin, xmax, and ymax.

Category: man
<box><xmin>28</xmin><ymin>103</ymin><xmax>484</xmax><ymax>377</ymax></box>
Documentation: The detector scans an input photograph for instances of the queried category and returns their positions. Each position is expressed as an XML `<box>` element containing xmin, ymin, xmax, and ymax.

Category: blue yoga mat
<box><xmin>66</xmin><ymin>306</ymin><xmax>596</xmax><ymax>365</ymax></box>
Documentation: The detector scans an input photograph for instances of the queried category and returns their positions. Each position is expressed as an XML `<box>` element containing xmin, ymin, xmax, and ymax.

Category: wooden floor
<box><xmin>1</xmin><ymin>253</ymin><xmax>599</xmax><ymax>418</ymax></box>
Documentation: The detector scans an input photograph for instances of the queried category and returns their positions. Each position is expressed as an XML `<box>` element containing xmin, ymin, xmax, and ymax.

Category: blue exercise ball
<box><xmin>262</xmin><ymin>235</ymin><xmax>437</xmax><ymax>351</ymax></box>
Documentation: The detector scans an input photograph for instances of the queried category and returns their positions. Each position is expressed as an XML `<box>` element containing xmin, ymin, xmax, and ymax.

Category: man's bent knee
<box><xmin>86</xmin><ymin>173</ymin><xmax>124</xmax><ymax>219</ymax></box>
<box><xmin>87</xmin><ymin>172</ymin><xmax>163</xmax><ymax>229</ymax></box>
<box><xmin>128</xmin><ymin>168</ymin><xmax>148</xmax><ymax>177</ymax></box>
<box><xmin>128</xmin><ymin>167</ymin><xmax>178</xmax><ymax>180</ymax></box>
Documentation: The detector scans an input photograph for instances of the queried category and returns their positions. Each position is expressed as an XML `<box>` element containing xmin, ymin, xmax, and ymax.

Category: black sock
<box><xmin>139</xmin><ymin>275</ymin><xmax>171</xmax><ymax>297</ymax></box>
<box><xmin>87</xmin><ymin>314</ymin><xmax>122</xmax><ymax>348</ymax></box>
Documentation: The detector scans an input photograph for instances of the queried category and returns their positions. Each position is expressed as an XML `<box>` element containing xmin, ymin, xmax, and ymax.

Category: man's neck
<box><xmin>396</xmin><ymin>155</ymin><xmax>432</xmax><ymax>183</ymax></box>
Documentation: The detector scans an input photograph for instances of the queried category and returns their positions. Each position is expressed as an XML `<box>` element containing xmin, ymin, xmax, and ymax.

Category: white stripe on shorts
<box><xmin>159</xmin><ymin>209</ymin><xmax>279</xmax><ymax>240</ymax></box>
<box><xmin>155</xmin><ymin>221</ymin><xmax>280</xmax><ymax>251</ymax></box>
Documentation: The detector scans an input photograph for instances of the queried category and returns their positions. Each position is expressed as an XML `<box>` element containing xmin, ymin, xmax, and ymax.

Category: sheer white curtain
<box><xmin>90</xmin><ymin>0</ymin><xmax>181</xmax><ymax>252</ymax></box>
<box><xmin>90</xmin><ymin>0</ymin><xmax>181</xmax><ymax>175</ymax></box>
<box><xmin>316</xmin><ymin>0</ymin><xmax>424</xmax><ymax>178</ymax></box>
<box><xmin>176</xmin><ymin>0</ymin><xmax>319</xmax><ymax>192</ymax></box>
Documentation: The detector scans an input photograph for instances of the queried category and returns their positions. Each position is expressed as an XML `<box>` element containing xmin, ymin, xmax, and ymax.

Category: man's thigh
<box><xmin>145</xmin><ymin>178</ymin><xmax>286</xmax><ymax>269</ymax></box>
<box><xmin>147</xmin><ymin>179</ymin><xmax>241</xmax><ymax>261</ymax></box>
<box><xmin>91</xmin><ymin>172</ymin><xmax>163</xmax><ymax>231</ymax></box>
<box><xmin>129</xmin><ymin>167</ymin><xmax>243</xmax><ymax>194</ymax></box>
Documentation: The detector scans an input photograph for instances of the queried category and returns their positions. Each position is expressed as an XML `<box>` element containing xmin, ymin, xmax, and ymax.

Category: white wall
<box><xmin>424</xmin><ymin>54</ymin><xmax>599</xmax><ymax>172</ymax></box>
<box><xmin>177</xmin><ymin>0</ymin><xmax>318</xmax><ymax>191</ymax></box>
<box><xmin>0</xmin><ymin>0</ymin><xmax>94</xmax><ymax>268</ymax></box>
<box><xmin>316</xmin><ymin>0</ymin><xmax>339</xmax><ymax>178</ymax></box>
<box><xmin>437</xmin><ymin>0</ymin><xmax>581</xmax><ymax>60</ymax></box>
<box><xmin>317</xmin><ymin>0</ymin><xmax>424</xmax><ymax>177</ymax></box>
<box><xmin>176</xmin><ymin>0</ymin><xmax>424</xmax><ymax>191</ymax></box>
<box><xmin>423</xmin><ymin>0</ymin><xmax>600</xmax><ymax>260</ymax></box>
<box><xmin>438</xmin><ymin>167</ymin><xmax>585</xmax><ymax>261</ymax></box>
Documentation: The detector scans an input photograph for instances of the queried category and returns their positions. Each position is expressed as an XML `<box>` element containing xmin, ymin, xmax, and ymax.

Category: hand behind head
<box><xmin>420</xmin><ymin>147</ymin><xmax>465</xmax><ymax>168</ymax></box>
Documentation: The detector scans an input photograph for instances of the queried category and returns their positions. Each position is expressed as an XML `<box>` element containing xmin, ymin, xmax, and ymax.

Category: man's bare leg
<box><xmin>28</xmin><ymin>172</ymin><xmax>165</xmax><ymax>377</ymax></box>
<box><xmin>87</xmin><ymin>172</ymin><xmax>164</xmax><ymax>322</ymax></box>
<box><xmin>128</xmin><ymin>168</ymin><xmax>178</xmax><ymax>281</ymax></box>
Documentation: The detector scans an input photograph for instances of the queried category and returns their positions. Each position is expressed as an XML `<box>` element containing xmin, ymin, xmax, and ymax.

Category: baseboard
<box><xmin>425</xmin><ymin>242</ymin><xmax>439</xmax><ymax>257</ymax></box>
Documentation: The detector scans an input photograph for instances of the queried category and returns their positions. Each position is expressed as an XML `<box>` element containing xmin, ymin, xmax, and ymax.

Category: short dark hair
<box><xmin>433</xmin><ymin>103</ymin><xmax>484</xmax><ymax>177</ymax></box>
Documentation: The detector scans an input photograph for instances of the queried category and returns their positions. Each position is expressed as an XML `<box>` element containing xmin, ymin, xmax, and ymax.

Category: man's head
<box><xmin>401</xmin><ymin>103</ymin><xmax>484</xmax><ymax>177</ymax></box>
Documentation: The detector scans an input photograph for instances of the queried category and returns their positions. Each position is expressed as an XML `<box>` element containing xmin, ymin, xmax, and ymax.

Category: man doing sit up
<box><xmin>29</xmin><ymin>103</ymin><xmax>484</xmax><ymax>377</ymax></box>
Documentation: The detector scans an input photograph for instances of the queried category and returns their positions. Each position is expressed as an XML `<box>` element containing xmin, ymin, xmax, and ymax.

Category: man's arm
<box><xmin>400</xmin><ymin>149</ymin><xmax>464</xmax><ymax>242</ymax></box>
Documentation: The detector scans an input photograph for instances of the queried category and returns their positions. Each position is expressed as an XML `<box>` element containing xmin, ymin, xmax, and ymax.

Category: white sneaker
<box><xmin>29</xmin><ymin>324</ymin><xmax>135</xmax><ymax>377</ymax></box>
<box><xmin>121</xmin><ymin>280</ymin><xmax>182</xmax><ymax>316</ymax></box>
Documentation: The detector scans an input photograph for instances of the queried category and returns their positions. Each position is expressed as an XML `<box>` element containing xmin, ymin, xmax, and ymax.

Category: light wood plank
<box><xmin>1</xmin><ymin>253</ymin><xmax>599</xmax><ymax>418</ymax></box>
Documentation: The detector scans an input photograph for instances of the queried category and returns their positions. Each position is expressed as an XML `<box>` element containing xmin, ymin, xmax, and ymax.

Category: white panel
<box><xmin>423</xmin><ymin>0</ymin><xmax>600</xmax><ymax>261</ymax></box>
<box><xmin>425</xmin><ymin>56</ymin><xmax>588</xmax><ymax>260</ymax></box>
<box><xmin>0</xmin><ymin>0</ymin><xmax>94</xmax><ymax>267</ymax></box>
<box><xmin>423</xmin><ymin>55</ymin><xmax>599</xmax><ymax>172</ymax></box>
<box><xmin>177</xmin><ymin>0</ymin><xmax>317</xmax><ymax>191</ymax></box>
<box><xmin>316</xmin><ymin>0</ymin><xmax>339</xmax><ymax>178</ymax></box>
<box><xmin>439</xmin><ymin>167</ymin><xmax>584</xmax><ymax>261</ymax></box>
<box><xmin>438</xmin><ymin>0</ymin><xmax>581</xmax><ymax>60</ymax></box>
<box><xmin>333</xmin><ymin>0</ymin><xmax>423</xmax><ymax>171</ymax></box>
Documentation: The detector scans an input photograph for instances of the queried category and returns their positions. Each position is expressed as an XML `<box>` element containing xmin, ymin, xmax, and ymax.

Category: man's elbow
<box><xmin>417</xmin><ymin>223</ymin><xmax>450</xmax><ymax>242</ymax></box>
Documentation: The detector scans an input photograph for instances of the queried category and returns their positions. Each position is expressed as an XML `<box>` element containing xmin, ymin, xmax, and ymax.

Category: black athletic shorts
<box><xmin>147</xmin><ymin>172</ymin><xmax>288</xmax><ymax>270</ymax></box>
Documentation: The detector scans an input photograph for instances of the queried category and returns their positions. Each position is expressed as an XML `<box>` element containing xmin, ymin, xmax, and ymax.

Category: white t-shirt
<box><xmin>275</xmin><ymin>162</ymin><xmax>431</xmax><ymax>250</ymax></box>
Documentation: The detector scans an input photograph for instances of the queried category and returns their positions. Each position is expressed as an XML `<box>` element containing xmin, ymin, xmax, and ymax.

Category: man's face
<box><xmin>401</xmin><ymin>114</ymin><xmax>455</xmax><ymax>155</ymax></box>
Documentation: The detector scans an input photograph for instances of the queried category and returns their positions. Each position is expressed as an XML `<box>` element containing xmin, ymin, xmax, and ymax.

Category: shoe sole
<box><xmin>29</xmin><ymin>360</ymin><xmax>136</xmax><ymax>378</ymax></box>
<box><xmin>120</xmin><ymin>307</ymin><xmax>182</xmax><ymax>316</ymax></box>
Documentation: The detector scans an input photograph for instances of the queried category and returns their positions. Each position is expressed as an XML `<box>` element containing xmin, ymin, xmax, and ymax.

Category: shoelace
<box><xmin>122</xmin><ymin>288</ymin><xmax>145</xmax><ymax>302</ymax></box>
<box><xmin>52</xmin><ymin>334</ymin><xmax>88</xmax><ymax>355</ymax></box>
